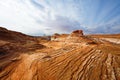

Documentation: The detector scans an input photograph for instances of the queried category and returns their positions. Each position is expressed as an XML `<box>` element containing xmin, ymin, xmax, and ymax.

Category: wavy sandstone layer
<box><xmin>0</xmin><ymin>28</ymin><xmax>120</xmax><ymax>80</ymax></box>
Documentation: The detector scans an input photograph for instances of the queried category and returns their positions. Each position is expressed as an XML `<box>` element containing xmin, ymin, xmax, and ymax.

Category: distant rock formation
<box><xmin>70</xmin><ymin>30</ymin><xmax>83</xmax><ymax>37</ymax></box>
<box><xmin>0</xmin><ymin>27</ymin><xmax>120</xmax><ymax>80</ymax></box>
<box><xmin>65</xmin><ymin>30</ymin><xmax>84</xmax><ymax>43</ymax></box>
<box><xmin>51</xmin><ymin>30</ymin><xmax>84</xmax><ymax>41</ymax></box>
<box><xmin>51</xmin><ymin>33</ymin><xmax>60</xmax><ymax>41</ymax></box>
<box><xmin>64</xmin><ymin>30</ymin><xmax>96</xmax><ymax>45</ymax></box>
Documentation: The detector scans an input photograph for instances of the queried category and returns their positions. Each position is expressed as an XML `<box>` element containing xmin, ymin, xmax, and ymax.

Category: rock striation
<box><xmin>0</xmin><ymin>27</ymin><xmax>120</xmax><ymax>80</ymax></box>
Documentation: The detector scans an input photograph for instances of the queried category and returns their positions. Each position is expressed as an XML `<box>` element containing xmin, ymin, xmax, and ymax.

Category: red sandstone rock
<box><xmin>70</xmin><ymin>30</ymin><xmax>83</xmax><ymax>37</ymax></box>
<box><xmin>0</xmin><ymin>27</ymin><xmax>120</xmax><ymax>80</ymax></box>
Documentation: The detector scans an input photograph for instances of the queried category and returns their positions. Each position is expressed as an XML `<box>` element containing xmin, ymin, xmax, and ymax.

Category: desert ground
<box><xmin>0</xmin><ymin>27</ymin><xmax>120</xmax><ymax>80</ymax></box>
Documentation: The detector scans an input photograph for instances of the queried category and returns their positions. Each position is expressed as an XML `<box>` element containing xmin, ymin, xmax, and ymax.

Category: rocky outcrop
<box><xmin>0</xmin><ymin>27</ymin><xmax>46</xmax><ymax>55</ymax></box>
<box><xmin>65</xmin><ymin>30</ymin><xmax>95</xmax><ymax>44</ymax></box>
<box><xmin>0</xmin><ymin>28</ymin><xmax>120</xmax><ymax>80</ymax></box>
<box><xmin>51</xmin><ymin>33</ymin><xmax>60</xmax><ymax>41</ymax></box>
<box><xmin>51</xmin><ymin>33</ymin><xmax>68</xmax><ymax>42</ymax></box>
<box><xmin>70</xmin><ymin>30</ymin><xmax>83</xmax><ymax>37</ymax></box>
<box><xmin>0</xmin><ymin>27</ymin><xmax>36</xmax><ymax>43</ymax></box>
<box><xmin>51</xmin><ymin>30</ymin><xmax>84</xmax><ymax>42</ymax></box>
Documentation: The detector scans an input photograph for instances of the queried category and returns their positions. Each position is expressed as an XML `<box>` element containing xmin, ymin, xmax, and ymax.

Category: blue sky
<box><xmin>0</xmin><ymin>0</ymin><xmax>120</xmax><ymax>35</ymax></box>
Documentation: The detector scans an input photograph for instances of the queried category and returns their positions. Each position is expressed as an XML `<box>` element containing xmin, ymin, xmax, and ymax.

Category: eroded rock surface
<box><xmin>0</xmin><ymin>27</ymin><xmax>120</xmax><ymax>80</ymax></box>
<box><xmin>70</xmin><ymin>30</ymin><xmax>83</xmax><ymax>37</ymax></box>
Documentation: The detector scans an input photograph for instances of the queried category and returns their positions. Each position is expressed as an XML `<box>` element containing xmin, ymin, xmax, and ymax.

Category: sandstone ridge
<box><xmin>0</xmin><ymin>27</ymin><xmax>120</xmax><ymax>80</ymax></box>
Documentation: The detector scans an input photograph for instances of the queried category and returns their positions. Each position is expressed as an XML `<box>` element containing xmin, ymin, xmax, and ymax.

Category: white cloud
<box><xmin>0</xmin><ymin>0</ymin><xmax>119</xmax><ymax>35</ymax></box>
<box><xmin>0</xmin><ymin>0</ymin><xmax>46</xmax><ymax>35</ymax></box>
<box><xmin>0</xmin><ymin>0</ymin><xmax>81</xmax><ymax>35</ymax></box>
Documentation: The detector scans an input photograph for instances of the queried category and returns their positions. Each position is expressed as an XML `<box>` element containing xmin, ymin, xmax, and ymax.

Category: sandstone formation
<box><xmin>51</xmin><ymin>33</ymin><xmax>60</xmax><ymax>41</ymax></box>
<box><xmin>0</xmin><ymin>27</ymin><xmax>37</xmax><ymax>44</ymax></box>
<box><xmin>0</xmin><ymin>27</ymin><xmax>120</xmax><ymax>80</ymax></box>
<box><xmin>0</xmin><ymin>27</ymin><xmax>45</xmax><ymax>56</ymax></box>
<box><xmin>51</xmin><ymin>33</ymin><xmax>68</xmax><ymax>42</ymax></box>
<box><xmin>65</xmin><ymin>30</ymin><xmax>95</xmax><ymax>45</ymax></box>
<box><xmin>70</xmin><ymin>30</ymin><xmax>83</xmax><ymax>37</ymax></box>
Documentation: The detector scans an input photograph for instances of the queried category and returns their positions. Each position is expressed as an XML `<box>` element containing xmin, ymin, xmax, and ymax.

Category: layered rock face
<box><xmin>0</xmin><ymin>27</ymin><xmax>120</xmax><ymax>80</ymax></box>
<box><xmin>0</xmin><ymin>27</ymin><xmax>46</xmax><ymax>66</ymax></box>
<box><xmin>0</xmin><ymin>27</ymin><xmax>37</xmax><ymax>43</ymax></box>
<box><xmin>70</xmin><ymin>30</ymin><xmax>83</xmax><ymax>37</ymax></box>
<box><xmin>51</xmin><ymin>30</ymin><xmax>84</xmax><ymax>42</ymax></box>
<box><xmin>65</xmin><ymin>30</ymin><xmax>94</xmax><ymax>44</ymax></box>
